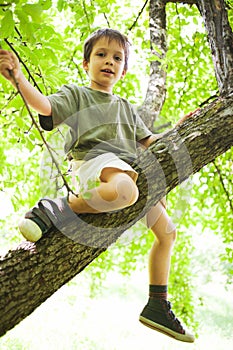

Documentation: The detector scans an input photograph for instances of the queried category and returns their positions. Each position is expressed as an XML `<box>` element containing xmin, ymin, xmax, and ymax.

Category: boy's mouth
<box><xmin>101</xmin><ymin>69</ymin><xmax>114</xmax><ymax>74</ymax></box>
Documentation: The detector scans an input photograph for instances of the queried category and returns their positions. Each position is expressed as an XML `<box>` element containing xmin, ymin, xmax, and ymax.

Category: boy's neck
<box><xmin>89</xmin><ymin>86</ymin><xmax>113</xmax><ymax>94</ymax></box>
<box><xmin>88</xmin><ymin>82</ymin><xmax>113</xmax><ymax>95</ymax></box>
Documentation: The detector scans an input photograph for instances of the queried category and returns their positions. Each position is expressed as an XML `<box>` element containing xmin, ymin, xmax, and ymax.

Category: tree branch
<box><xmin>213</xmin><ymin>160</ymin><xmax>233</xmax><ymax>212</ymax></box>
<box><xmin>139</xmin><ymin>0</ymin><xmax>167</xmax><ymax>129</ymax></box>
<box><xmin>128</xmin><ymin>0</ymin><xmax>150</xmax><ymax>32</ymax></box>
<box><xmin>197</xmin><ymin>0</ymin><xmax>233</xmax><ymax>94</ymax></box>
<box><xmin>0</xmin><ymin>3</ymin><xmax>12</xmax><ymax>6</ymax></box>
<box><xmin>4</xmin><ymin>38</ymin><xmax>43</xmax><ymax>94</ymax></box>
<box><xmin>7</xmin><ymin>69</ymin><xmax>76</xmax><ymax>198</ymax></box>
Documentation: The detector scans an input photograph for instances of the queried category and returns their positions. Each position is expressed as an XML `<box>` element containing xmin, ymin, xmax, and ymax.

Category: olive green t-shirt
<box><xmin>39</xmin><ymin>85</ymin><xmax>151</xmax><ymax>162</ymax></box>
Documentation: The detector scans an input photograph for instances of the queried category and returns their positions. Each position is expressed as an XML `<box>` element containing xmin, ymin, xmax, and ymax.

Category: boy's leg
<box><xmin>69</xmin><ymin>167</ymin><xmax>139</xmax><ymax>214</ymax></box>
<box><xmin>139</xmin><ymin>201</ymin><xmax>195</xmax><ymax>343</ymax></box>
<box><xmin>147</xmin><ymin>201</ymin><xmax>176</xmax><ymax>285</ymax></box>
<box><xmin>18</xmin><ymin>168</ymin><xmax>139</xmax><ymax>242</ymax></box>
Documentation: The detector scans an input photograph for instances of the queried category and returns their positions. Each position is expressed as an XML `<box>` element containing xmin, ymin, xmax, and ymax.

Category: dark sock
<box><xmin>149</xmin><ymin>284</ymin><xmax>168</xmax><ymax>300</ymax></box>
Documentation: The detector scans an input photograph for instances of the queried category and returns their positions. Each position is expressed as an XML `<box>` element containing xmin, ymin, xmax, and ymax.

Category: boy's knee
<box><xmin>116</xmin><ymin>174</ymin><xmax>139</xmax><ymax>207</ymax></box>
<box><xmin>166</xmin><ymin>220</ymin><xmax>177</xmax><ymax>237</ymax></box>
<box><xmin>156</xmin><ymin>228</ymin><xmax>176</xmax><ymax>247</ymax></box>
<box><xmin>166</xmin><ymin>227</ymin><xmax>177</xmax><ymax>243</ymax></box>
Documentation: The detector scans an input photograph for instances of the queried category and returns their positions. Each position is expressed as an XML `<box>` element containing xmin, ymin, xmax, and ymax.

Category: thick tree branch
<box><xmin>0</xmin><ymin>93</ymin><xmax>233</xmax><ymax>337</ymax></box>
<box><xmin>139</xmin><ymin>0</ymin><xmax>167</xmax><ymax>129</ymax></box>
<box><xmin>197</xmin><ymin>0</ymin><xmax>233</xmax><ymax>94</ymax></box>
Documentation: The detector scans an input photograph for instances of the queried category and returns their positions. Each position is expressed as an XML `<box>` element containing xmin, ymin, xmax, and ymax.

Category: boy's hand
<box><xmin>175</xmin><ymin>108</ymin><xmax>200</xmax><ymax>127</ymax></box>
<box><xmin>0</xmin><ymin>49</ymin><xmax>21</xmax><ymax>83</ymax></box>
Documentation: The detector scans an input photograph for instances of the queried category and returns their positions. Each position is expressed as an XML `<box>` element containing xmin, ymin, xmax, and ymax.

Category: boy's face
<box><xmin>83</xmin><ymin>37</ymin><xmax>127</xmax><ymax>94</ymax></box>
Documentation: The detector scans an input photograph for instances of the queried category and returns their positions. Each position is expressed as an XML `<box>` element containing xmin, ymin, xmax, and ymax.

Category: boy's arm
<box><xmin>139</xmin><ymin>131</ymin><xmax>167</xmax><ymax>148</ymax></box>
<box><xmin>0</xmin><ymin>49</ymin><xmax>52</xmax><ymax>116</ymax></box>
<box><xmin>139</xmin><ymin>108</ymin><xmax>200</xmax><ymax>148</ymax></box>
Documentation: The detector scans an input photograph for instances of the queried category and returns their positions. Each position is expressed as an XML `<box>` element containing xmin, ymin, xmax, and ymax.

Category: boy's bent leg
<box><xmin>69</xmin><ymin>168</ymin><xmax>139</xmax><ymax>214</ymax></box>
<box><xmin>139</xmin><ymin>202</ymin><xmax>195</xmax><ymax>343</ymax></box>
<box><xmin>19</xmin><ymin>169</ymin><xmax>138</xmax><ymax>242</ymax></box>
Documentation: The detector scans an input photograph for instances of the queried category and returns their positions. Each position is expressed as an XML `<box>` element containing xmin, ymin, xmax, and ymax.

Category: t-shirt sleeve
<box><xmin>39</xmin><ymin>84</ymin><xmax>79</xmax><ymax>131</ymax></box>
<box><xmin>39</xmin><ymin>114</ymin><xmax>53</xmax><ymax>131</ymax></box>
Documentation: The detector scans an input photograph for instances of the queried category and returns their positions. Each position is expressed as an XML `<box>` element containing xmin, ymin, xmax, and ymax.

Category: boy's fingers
<box><xmin>175</xmin><ymin>107</ymin><xmax>200</xmax><ymax>126</ymax></box>
<box><xmin>0</xmin><ymin>61</ymin><xmax>14</xmax><ymax>79</ymax></box>
<box><xmin>184</xmin><ymin>108</ymin><xmax>200</xmax><ymax>117</ymax></box>
<box><xmin>0</xmin><ymin>50</ymin><xmax>20</xmax><ymax>80</ymax></box>
<box><xmin>0</xmin><ymin>50</ymin><xmax>18</xmax><ymax>66</ymax></box>
<box><xmin>182</xmin><ymin>107</ymin><xmax>200</xmax><ymax>119</ymax></box>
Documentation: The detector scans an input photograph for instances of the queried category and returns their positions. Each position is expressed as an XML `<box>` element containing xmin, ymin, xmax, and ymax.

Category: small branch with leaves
<box><xmin>3</xmin><ymin>65</ymin><xmax>77</xmax><ymax>198</ymax></box>
<box><xmin>4</xmin><ymin>38</ymin><xmax>43</xmax><ymax>93</ymax></box>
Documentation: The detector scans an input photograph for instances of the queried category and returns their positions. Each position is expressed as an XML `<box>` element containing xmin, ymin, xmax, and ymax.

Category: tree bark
<box><xmin>0</xmin><ymin>92</ymin><xmax>233</xmax><ymax>337</ymax></box>
<box><xmin>139</xmin><ymin>0</ymin><xmax>167</xmax><ymax>129</ymax></box>
<box><xmin>197</xmin><ymin>0</ymin><xmax>233</xmax><ymax>94</ymax></box>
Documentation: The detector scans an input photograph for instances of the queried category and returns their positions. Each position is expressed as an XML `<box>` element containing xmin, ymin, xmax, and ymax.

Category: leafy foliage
<box><xmin>0</xmin><ymin>0</ymin><xmax>232</xmax><ymax>333</ymax></box>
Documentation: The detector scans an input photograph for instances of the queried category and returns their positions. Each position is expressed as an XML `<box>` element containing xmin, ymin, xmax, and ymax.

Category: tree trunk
<box><xmin>0</xmin><ymin>92</ymin><xmax>233</xmax><ymax>337</ymax></box>
<box><xmin>139</xmin><ymin>0</ymin><xmax>167</xmax><ymax>129</ymax></box>
<box><xmin>197</xmin><ymin>0</ymin><xmax>233</xmax><ymax>94</ymax></box>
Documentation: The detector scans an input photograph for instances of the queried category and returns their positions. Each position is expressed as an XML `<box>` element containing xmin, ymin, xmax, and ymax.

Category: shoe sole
<box><xmin>18</xmin><ymin>218</ymin><xmax>42</xmax><ymax>242</ymax></box>
<box><xmin>139</xmin><ymin>315</ymin><xmax>195</xmax><ymax>343</ymax></box>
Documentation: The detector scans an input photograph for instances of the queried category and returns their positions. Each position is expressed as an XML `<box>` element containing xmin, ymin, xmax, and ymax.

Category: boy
<box><xmin>0</xmin><ymin>28</ymin><xmax>194</xmax><ymax>342</ymax></box>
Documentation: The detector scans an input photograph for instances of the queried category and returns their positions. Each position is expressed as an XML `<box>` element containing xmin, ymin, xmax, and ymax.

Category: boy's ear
<box><xmin>121</xmin><ymin>69</ymin><xmax>127</xmax><ymax>79</ymax></box>
<box><xmin>83</xmin><ymin>59</ymin><xmax>89</xmax><ymax>72</ymax></box>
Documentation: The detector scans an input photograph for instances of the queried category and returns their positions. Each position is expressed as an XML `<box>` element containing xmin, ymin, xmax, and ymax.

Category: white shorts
<box><xmin>70</xmin><ymin>152</ymin><xmax>138</xmax><ymax>194</ymax></box>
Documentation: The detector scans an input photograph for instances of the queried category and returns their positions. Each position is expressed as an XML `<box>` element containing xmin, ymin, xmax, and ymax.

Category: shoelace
<box><xmin>166</xmin><ymin>301</ymin><xmax>185</xmax><ymax>333</ymax></box>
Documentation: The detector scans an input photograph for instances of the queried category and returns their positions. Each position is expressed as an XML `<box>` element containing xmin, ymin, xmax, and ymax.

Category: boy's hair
<box><xmin>83</xmin><ymin>28</ymin><xmax>131</xmax><ymax>71</ymax></box>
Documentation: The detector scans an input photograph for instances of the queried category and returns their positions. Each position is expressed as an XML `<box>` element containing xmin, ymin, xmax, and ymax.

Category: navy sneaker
<box><xmin>139</xmin><ymin>299</ymin><xmax>195</xmax><ymax>343</ymax></box>
<box><xmin>18</xmin><ymin>197</ymin><xmax>72</xmax><ymax>242</ymax></box>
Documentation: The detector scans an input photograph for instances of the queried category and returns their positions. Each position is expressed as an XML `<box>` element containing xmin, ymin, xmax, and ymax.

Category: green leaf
<box><xmin>82</xmin><ymin>192</ymin><xmax>92</xmax><ymax>200</ymax></box>
<box><xmin>0</xmin><ymin>10</ymin><xmax>14</xmax><ymax>38</ymax></box>
<box><xmin>39</xmin><ymin>0</ymin><xmax>52</xmax><ymax>11</ymax></box>
<box><xmin>57</xmin><ymin>0</ymin><xmax>64</xmax><ymax>12</ymax></box>
<box><xmin>22</xmin><ymin>4</ymin><xmax>43</xmax><ymax>23</ymax></box>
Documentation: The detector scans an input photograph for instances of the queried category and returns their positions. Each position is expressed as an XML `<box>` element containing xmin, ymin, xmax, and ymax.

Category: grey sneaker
<box><xmin>139</xmin><ymin>299</ymin><xmax>195</xmax><ymax>343</ymax></box>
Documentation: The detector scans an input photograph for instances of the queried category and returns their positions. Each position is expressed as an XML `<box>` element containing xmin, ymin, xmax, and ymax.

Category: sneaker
<box><xmin>139</xmin><ymin>299</ymin><xmax>195</xmax><ymax>343</ymax></box>
<box><xmin>18</xmin><ymin>197</ymin><xmax>71</xmax><ymax>242</ymax></box>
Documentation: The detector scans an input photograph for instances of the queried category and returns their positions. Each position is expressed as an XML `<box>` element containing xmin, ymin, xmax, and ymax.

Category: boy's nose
<box><xmin>105</xmin><ymin>57</ymin><xmax>113</xmax><ymax>65</ymax></box>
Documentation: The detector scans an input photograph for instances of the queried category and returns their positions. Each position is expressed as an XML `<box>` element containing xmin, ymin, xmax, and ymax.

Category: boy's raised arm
<box><xmin>139</xmin><ymin>108</ymin><xmax>200</xmax><ymax>149</ymax></box>
<box><xmin>0</xmin><ymin>49</ymin><xmax>52</xmax><ymax>116</ymax></box>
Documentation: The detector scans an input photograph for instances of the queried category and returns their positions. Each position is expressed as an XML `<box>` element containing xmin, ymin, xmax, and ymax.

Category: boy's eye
<box><xmin>115</xmin><ymin>56</ymin><xmax>122</xmax><ymax>61</ymax></box>
<box><xmin>97</xmin><ymin>52</ymin><xmax>105</xmax><ymax>57</ymax></box>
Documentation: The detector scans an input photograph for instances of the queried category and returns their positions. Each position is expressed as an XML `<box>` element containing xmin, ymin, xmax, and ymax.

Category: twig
<box><xmin>103</xmin><ymin>12</ymin><xmax>111</xmax><ymax>28</ymax></box>
<box><xmin>7</xmin><ymin>69</ymin><xmax>77</xmax><ymax>198</ymax></box>
<box><xmin>213</xmin><ymin>160</ymin><xmax>233</xmax><ymax>213</ymax></box>
<box><xmin>82</xmin><ymin>0</ymin><xmax>91</xmax><ymax>31</ymax></box>
<box><xmin>199</xmin><ymin>93</ymin><xmax>219</xmax><ymax>107</ymax></box>
<box><xmin>128</xmin><ymin>0</ymin><xmax>149</xmax><ymax>32</ymax></box>
<box><xmin>153</xmin><ymin>122</ymin><xmax>172</xmax><ymax>132</ymax></box>
<box><xmin>4</xmin><ymin>38</ymin><xmax>43</xmax><ymax>93</ymax></box>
